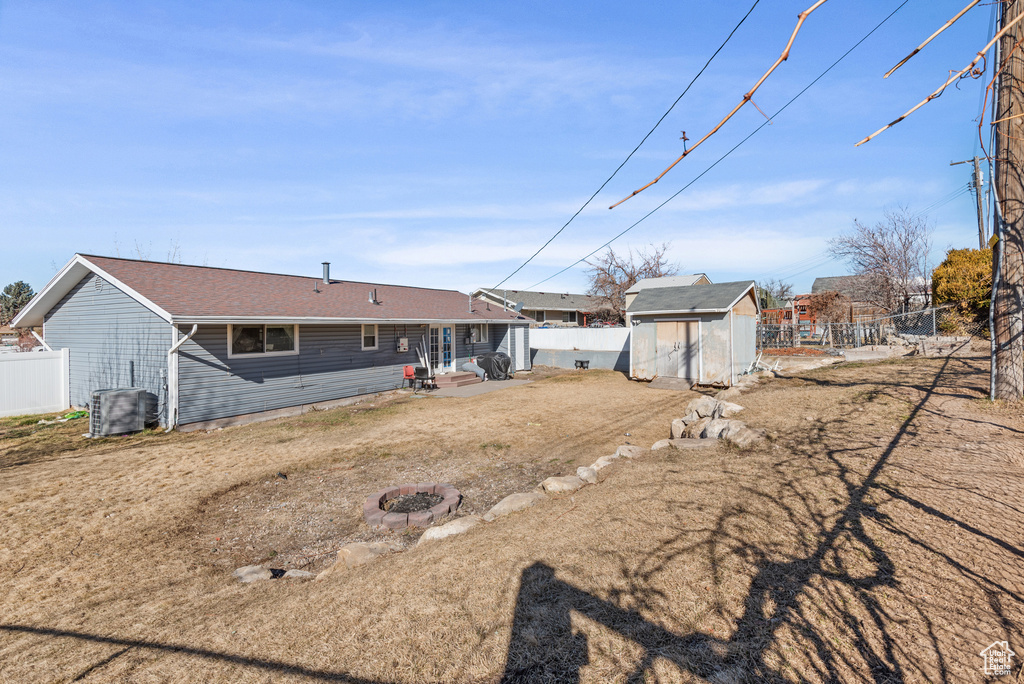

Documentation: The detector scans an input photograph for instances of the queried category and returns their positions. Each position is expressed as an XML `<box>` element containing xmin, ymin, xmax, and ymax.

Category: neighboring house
<box><xmin>810</xmin><ymin>275</ymin><xmax>909</xmax><ymax>321</ymax></box>
<box><xmin>14</xmin><ymin>255</ymin><xmax>532</xmax><ymax>430</ymax></box>
<box><xmin>472</xmin><ymin>289</ymin><xmax>606</xmax><ymax>327</ymax></box>
<box><xmin>623</xmin><ymin>273</ymin><xmax>712</xmax><ymax>318</ymax></box>
<box><xmin>0</xmin><ymin>325</ymin><xmax>18</xmax><ymax>346</ymax></box>
<box><xmin>627</xmin><ymin>281</ymin><xmax>758</xmax><ymax>387</ymax></box>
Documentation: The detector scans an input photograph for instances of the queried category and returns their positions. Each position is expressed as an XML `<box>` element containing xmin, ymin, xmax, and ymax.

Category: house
<box><xmin>13</xmin><ymin>255</ymin><xmax>533</xmax><ymax>430</ymax></box>
<box><xmin>627</xmin><ymin>281</ymin><xmax>758</xmax><ymax>387</ymax></box>
<box><xmin>623</xmin><ymin>274</ymin><xmax>711</xmax><ymax>323</ymax></box>
<box><xmin>0</xmin><ymin>325</ymin><xmax>18</xmax><ymax>346</ymax></box>
<box><xmin>472</xmin><ymin>288</ymin><xmax>607</xmax><ymax>327</ymax></box>
<box><xmin>811</xmin><ymin>275</ymin><xmax>892</xmax><ymax>321</ymax></box>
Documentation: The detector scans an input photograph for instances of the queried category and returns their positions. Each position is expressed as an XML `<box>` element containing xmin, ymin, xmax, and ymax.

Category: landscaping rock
<box><xmin>233</xmin><ymin>565</ymin><xmax>272</xmax><ymax>583</ymax></box>
<box><xmin>716</xmin><ymin>401</ymin><xmax>745</xmax><ymax>418</ymax></box>
<box><xmin>338</xmin><ymin>541</ymin><xmax>398</xmax><ymax>570</ymax></box>
<box><xmin>670</xmin><ymin>419</ymin><xmax>687</xmax><ymax>440</ymax></box>
<box><xmin>615</xmin><ymin>444</ymin><xmax>648</xmax><ymax>459</ymax></box>
<box><xmin>701</xmin><ymin>418</ymin><xmax>731</xmax><ymax>439</ymax></box>
<box><xmin>592</xmin><ymin>455</ymin><xmax>618</xmax><ymax>470</ymax></box>
<box><xmin>417</xmin><ymin>515</ymin><xmax>482</xmax><ymax>545</ymax></box>
<box><xmin>483</xmin><ymin>492</ymin><xmax>545</xmax><ymax>522</ymax></box>
<box><xmin>282</xmin><ymin>569</ymin><xmax>315</xmax><ymax>580</ymax></box>
<box><xmin>654</xmin><ymin>438</ymin><xmax>717</xmax><ymax>450</ymax></box>
<box><xmin>683</xmin><ymin>417</ymin><xmax>712</xmax><ymax>438</ymax></box>
<box><xmin>715</xmin><ymin>387</ymin><xmax>743</xmax><ymax>402</ymax></box>
<box><xmin>541</xmin><ymin>475</ymin><xmax>586</xmax><ymax>493</ymax></box>
<box><xmin>686</xmin><ymin>395</ymin><xmax>719</xmax><ymax>418</ymax></box>
<box><xmin>723</xmin><ymin>426</ymin><xmax>767</xmax><ymax>449</ymax></box>
<box><xmin>576</xmin><ymin>466</ymin><xmax>599</xmax><ymax>484</ymax></box>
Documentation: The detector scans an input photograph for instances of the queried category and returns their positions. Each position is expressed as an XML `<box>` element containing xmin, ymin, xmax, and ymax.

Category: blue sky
<box><xmin>0</xmin><ymin>1</ymin><xmax>997</xmax><ymax>296</ymax></box>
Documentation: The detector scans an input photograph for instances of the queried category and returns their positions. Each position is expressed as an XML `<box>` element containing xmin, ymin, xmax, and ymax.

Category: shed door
<box><xmin>655</xmin><ymin>321</ymin><xmax>698</xmax><ymax>381</ymax></box>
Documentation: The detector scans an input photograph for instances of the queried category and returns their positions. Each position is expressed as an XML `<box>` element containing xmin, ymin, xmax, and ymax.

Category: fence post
<box><xmin>931</xmin><ymin>310</ymin><xmax>936</xmax><ymax>337</ymax></box>
<box><xmin>61</xmin><ymin>347</ymin><xmax>70</xmax><ymax>410</ymax></box>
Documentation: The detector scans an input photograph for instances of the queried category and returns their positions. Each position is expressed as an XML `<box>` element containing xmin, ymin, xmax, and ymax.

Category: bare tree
<box><xmin>828</xmin><ymin>207</ymin><xmax>932</xmax><ymax>313</ymax></box>
<box><xmin>757</xmin><ymin>278</ymin><xmax>794</xmax><ymax>309</ymax></box>
<box><xmin>585</xmin><ymin>244</ymin><xmax>679</xmax><ymax>319</ymax></box>
<box><xmin>806</xmin><ymin>290</ymin><xmax>850</xmax><ymax>325</ymax></box>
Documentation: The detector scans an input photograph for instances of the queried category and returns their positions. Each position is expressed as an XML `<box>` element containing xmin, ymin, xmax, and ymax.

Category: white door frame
<box><xmin>429</xmin><ymin>324</ymin><xmax>456</xmax><ymax>374</ymax></box>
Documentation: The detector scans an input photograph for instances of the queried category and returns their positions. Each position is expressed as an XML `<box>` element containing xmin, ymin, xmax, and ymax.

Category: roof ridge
<box><xmin>80</xmin><ymin>254</ymin><xmax>467</xmax><ymax>295</ymax></box>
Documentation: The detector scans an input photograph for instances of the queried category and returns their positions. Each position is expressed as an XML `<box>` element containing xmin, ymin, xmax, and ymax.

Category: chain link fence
<box><xmin>757</xmin><ymin>307</ymin><xmax>986</xmax><ymax>351</ymax></box>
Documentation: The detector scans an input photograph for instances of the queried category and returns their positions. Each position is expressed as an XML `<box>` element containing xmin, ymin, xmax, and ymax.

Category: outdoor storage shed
<box><xmin>627</xmin><ymin>280</ymin><xmax>758</xmax><ymax>387</ymax></box>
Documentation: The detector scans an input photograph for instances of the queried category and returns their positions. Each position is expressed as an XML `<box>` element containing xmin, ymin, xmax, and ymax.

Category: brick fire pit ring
<box><xmin>363</xmin><ymin>483</ymin><xmax>461</xmax><ymax>530</ymax></box>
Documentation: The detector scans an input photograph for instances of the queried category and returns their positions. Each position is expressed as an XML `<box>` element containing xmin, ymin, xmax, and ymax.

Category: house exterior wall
<box><xmin>521</xmin><ymin>310</ymin><xmax>585</xmax><ymax>327</ymax></box>
<box><xmin>43</xmin><ymin>273</ymin><xmax>170</xmax><ymax>424</ymax></box>
<box><xmin>175</xmin><ymin>321</ymin><xmax>521</xmax><ymax>425</ymax></box>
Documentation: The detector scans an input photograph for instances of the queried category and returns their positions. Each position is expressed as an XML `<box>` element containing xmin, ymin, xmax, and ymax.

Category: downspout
<box><xmin>31</xmin><ymin>330</ymin><xmax>53</xmax><ymax>351</ymax></box>
<box><xmin>167</xmin><ymin>324</ymin><xmax>198</xmax><ymax>429</ymax></box>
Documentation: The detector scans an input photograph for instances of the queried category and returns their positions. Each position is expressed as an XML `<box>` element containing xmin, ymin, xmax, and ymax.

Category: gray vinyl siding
<box><xmin>177</xmin><ymin>323</ymin><xmax>432</xmax><ymax>425</ymax></box>
<box><xmin>43</xmin><ymin>273</ymin><xmax>169</xmax><ymax>423</ymax></box>
<box><xmin>176</xmin><ymin>321</ymin><xmax>528</xmax><ymax>425</ymax></box>
<box><xmin>493</xmin><ymin>323</ymin><xmax>530</xmax><ymax>371</ymax></box>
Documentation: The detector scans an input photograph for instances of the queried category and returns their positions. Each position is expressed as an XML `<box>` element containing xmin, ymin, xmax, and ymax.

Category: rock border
<box><xmin>363</xmin><ymin>482</ymin><xmax>461</xmax><ymax>530</ymax></box>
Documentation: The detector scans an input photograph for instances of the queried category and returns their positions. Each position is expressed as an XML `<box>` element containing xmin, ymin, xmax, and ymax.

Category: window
<box><xmin>472</xmin><ymin>323</ymin><xmax>488</xmax><ymax>343</ymax></box>
<box><xmin>361</xmin><ymin>324</ymin><xmax>378</xmax><ymax>350</ymax></box>
<box><xmin>228</xmin><ymin>324</ymin><xmax>298</xmax><ymax>357</ymax></box>
<box><xmin>533</xmin><ymin>311</ymin><xmax>545</xmax><ymax>323</ymax></box>
<box><xmin>562</xmin><ymin>311</ymin><xmax>577</xmax><ymax>324</ymax></box>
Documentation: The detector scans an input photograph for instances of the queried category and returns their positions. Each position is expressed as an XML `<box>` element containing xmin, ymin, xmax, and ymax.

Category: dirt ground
<box><xmin>0</xmin><ymin>356</ymin><xmax>1022</xmax><ymax>682</ymax></box>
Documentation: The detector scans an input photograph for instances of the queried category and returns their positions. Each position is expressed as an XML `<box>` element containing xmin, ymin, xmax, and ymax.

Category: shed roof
<box><xmin>624</xmin><ymin>274</ymin><xmax>710</xmax><ymax>294</ymax></box>
<box><xmin>626</xmin><ymin>280</ymin><xmax>757</xmax><ymax>314</ymax></box>
<box><xmin>14</xmin><ymin>255</ymin><xmax>532</xmax><ymax>327</ymax></box>
<box><xmin>473</xmin><ymin>288</ymin><xmax>606</xmax><ymax>312</ymax></box>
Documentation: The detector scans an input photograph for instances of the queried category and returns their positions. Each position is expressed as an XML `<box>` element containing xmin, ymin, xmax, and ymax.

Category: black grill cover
<box><xmin>475</xmin><ymin>352</ymin><xmax>513</xmax><ymax>380</ymax></box>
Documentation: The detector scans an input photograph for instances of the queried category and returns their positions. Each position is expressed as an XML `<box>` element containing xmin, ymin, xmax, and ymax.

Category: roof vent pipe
<box><xmin>322</xmin><ymin>262</ymin><xmax>330</xmax><ymax>284</ymax></box>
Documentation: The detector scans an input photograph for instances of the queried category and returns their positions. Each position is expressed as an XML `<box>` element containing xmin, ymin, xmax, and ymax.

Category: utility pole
<box><xmin>993</xmin><ymin>0</ymin><xmax>1024</xmax><ymax>400</ymax></box>
<box><xmin>950</xmin><ymin>156</ymin><xmax>987</xmax><ymax>248</ymax></box>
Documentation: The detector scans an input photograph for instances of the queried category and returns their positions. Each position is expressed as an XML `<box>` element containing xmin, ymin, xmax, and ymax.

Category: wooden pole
<box><xmin>994</xmin><ymin>0</ymin><xmax>1024</xmax><ymax>399</ymax></box>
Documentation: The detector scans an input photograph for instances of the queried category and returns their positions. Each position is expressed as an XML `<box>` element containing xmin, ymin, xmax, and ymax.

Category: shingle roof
<box><xmin>624</xmin><ymin>274</ymin><xmax>710</xmax><ymax>294</ymax></box>
<box><xmin>811</xmin><ymin>275</ymin><xmax>875</xmax><ymax>300</ymax></box>
<box><xmin>626</xmin><ymin>280</ymin><xmax>756</xmax><ymax>314</ymax></box>
<box><xmin>15</xmin><ymin>255</ymin><xmax>531</xmax><ymax>326</ymax></box>
<box><xmin>474</xmin><ymin>288</ymin><xmax>606</xmax><ymax>312</ymax></box>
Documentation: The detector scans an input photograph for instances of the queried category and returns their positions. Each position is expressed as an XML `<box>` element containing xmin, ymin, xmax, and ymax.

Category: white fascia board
<box><xmin>723</xmin><ymin>283</ymin><xmax>759</xmax><ymax>314</ymax></box>
<box><xmin>12</xmin><ymin>254</ymin><xmax>172</xmax><ymax>328</ymax></box>
<box><xmin>171</xmin><ymin>316</ymin><xmax>525</xmax><ymax>325</ymax></box>
<box><xmin>629</xmin><ymin>308</ymin><xmax>726</xmax><ymax>316</ymax></box>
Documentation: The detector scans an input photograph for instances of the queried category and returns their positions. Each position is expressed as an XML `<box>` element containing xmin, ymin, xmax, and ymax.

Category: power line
<box><xmin>484</xmin><ymin>0</ymin><xmax>761</xmax><ymax>294</ymax></box>
<box><xmin>527</xmin><ymin>0</ymin><xmax>911</xmax><ymax>290</ymax></box>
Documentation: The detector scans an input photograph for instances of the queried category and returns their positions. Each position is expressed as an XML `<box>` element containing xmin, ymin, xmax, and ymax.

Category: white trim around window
<box><xmin>226</xmin><ymin>324</ymin><xmax>300</xmax><ymax>358</ymax></box>
<box><xmin>472</xmin><ymin>323</ymin><xmax>489</xmax><ymax>343</ymax></box>
<box><xmin>361</xmin><ymin>324</ymin><xmax>379</xmax><ymax>350</ymax></box>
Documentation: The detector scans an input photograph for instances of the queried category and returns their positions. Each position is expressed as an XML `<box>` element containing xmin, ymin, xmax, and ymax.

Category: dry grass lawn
<box><xmin>0</xmin><ymin>357</ymin><xmax>1022</xmax><ymax>682</ymax></box>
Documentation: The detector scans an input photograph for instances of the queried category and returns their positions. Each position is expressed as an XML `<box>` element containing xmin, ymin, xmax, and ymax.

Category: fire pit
<box><xmin>364</xmin><ymin>483</ymin><xmax>461</xmax><ymax>530</ymax></box>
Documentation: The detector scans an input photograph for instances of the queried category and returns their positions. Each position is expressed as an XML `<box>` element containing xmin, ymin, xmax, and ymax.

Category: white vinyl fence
<box><xmin>529</xmin><ymin>328</ymin><xmax>631</xmax><ymax>371</ymax></box>
<box><xmin>0</xmin><ymin>349</ymin><xmax>70</xmax><ymax>418</ymax></box>
<box><xmin>529</xmin><ymin>328</ymin><xmax>630</xmax><ymax>351</ymax></box>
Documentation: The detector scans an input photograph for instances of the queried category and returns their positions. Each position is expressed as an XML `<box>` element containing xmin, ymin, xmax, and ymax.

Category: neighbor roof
<box><xmin>626</xmin><ymin>280</ymin><xmax>757</xmax><ymax>314</ymax></box>
<box><xmin>810</xmin><ymin>275</ymin><xmax>878</xmax><ymax>298</ymax></box>
<box><xmin>473</xmin><ymin>288</ymin><xmax>606</xmax><ymax>312</ymax></box>
<box><xmin>13</xmin><ymin>255</ymin><xmax>531</xmax><ymax>327</ymax></box>
<box><xmin>624</xmin><ymin>274</ymin><xmax>710</xmax><ymax>294</ymax></box>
